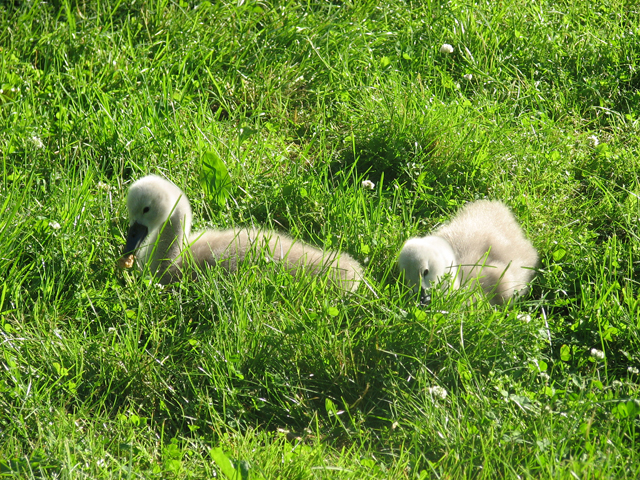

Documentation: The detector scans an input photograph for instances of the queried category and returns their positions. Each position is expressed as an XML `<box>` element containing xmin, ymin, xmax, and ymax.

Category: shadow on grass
<box><xmin>331</xmin><ymin>127</ymin><xmax>490</xmax><ymax>209</ymax></box>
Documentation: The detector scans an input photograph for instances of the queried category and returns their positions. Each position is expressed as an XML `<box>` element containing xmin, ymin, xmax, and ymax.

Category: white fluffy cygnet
<box><xmin>119</xmin><ymin>175</ymin><xmax>363</xmax><ymax>291</ymax></box>
<box><xmin>398</xmin><ymin>200</ymin><xmax>538</xmax><ymax>305</ymax></box>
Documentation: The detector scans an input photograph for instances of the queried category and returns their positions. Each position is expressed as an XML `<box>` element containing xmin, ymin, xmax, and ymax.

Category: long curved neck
<box><xmin>147</xmin><ymin>197</ymin><xmax>192</xmax><ymax>284</ymax></box>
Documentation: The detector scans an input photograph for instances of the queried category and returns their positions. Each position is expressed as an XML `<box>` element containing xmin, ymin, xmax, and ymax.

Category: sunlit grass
<box><xmin>1</xmin><ymin>0</ymin><xmax>640</xmax><ymax>478</ymax></box>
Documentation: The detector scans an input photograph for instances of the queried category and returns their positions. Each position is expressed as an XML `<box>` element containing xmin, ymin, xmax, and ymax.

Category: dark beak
<box><xmin>122</xmin><ymin>222</ymin><xmax>148</xmax><ymax>256</ymax></box>
<box><xmin>420</xmin><ymin>292</ymin><xmax>432</xmax><ymax>306</ymax></box>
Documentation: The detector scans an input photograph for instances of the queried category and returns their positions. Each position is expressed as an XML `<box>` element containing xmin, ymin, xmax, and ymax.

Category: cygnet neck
<box><xmin>144</xmin><ymin>196</ymin><xmax>192</xmax><ymax>283</ymax></box>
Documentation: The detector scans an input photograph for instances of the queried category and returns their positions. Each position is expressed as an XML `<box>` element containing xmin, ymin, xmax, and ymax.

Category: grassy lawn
<box><xmin>1</xmin><ymin>0</ymin><xmax>640</xmax><ymax>478</ymax></box>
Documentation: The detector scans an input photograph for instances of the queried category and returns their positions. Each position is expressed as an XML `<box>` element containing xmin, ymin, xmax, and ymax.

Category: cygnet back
<box><xmin>435</xmin><ymin>200</ymin><xmax>538</xmax><ymax>304</ymax></box>
<box><xmin>186</xmin><ymin>228</ymin><xmax>363</xmax><ymax>292</ymax></box>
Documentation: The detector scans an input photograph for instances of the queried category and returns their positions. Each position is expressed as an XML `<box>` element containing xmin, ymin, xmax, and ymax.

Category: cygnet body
<box><xmin>398</xmin><ymin>200</ymin><xmax>537</xmax><ymax>305</ymax></box>
<box><xmin>120</xmin><ymin>175</ymin><xmax>363</xmax><ymax>291</ymax></box>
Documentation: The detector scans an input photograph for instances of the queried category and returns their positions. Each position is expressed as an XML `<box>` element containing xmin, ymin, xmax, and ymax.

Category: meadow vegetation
<box><xmin>1</xmin><ymin>0</ymin><xmax>640</xmax><ymax>477</ymax></box>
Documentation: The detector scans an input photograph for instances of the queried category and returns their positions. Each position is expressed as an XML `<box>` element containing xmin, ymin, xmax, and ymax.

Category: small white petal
<box><xmin>440</xmin><ymin>44</ymin><xmax>454</xmax><ymax>54</ymax></box>
<box><xmin>427</xmin><ymin>385</ymin><xmax>448</xmax><ymax>399</ymax></box>
<box><xmin>31</xmin><ymin>136</ymin><xmax>44</xmax><ymax>149</ymax></box>
<box><xmin>517</xmin><ymin>313</ymin><xmax>531</xmax><ymax>323</ymax></box>
<box><xmin>361</xmin><ymin>180</ymin><xmax>375</xmax><ymax>190</ymax></box>
<box><xmin>49</xmin><ymin>221</ymin><xmax>61</xmax><ymax>230</ymax></box>
<box><xmin>463</xmin><ymin>73</ymin><xmax>473</xmax><ymax>81</ymax></box>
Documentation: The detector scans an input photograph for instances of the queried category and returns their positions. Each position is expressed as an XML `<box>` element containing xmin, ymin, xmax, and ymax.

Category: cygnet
<box><xmin>398</xmin><ymin>200</ymin><xmax>537</xmax><ymax>305</ymax></box>
<box><xmin>118</xmin><ymin>175</ymin><xmax>363</xmax><ymax>291</ymax></box>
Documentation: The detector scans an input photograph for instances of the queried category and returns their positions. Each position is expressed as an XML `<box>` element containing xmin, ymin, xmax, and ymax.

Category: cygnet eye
<box><xmin>422</xmin><ymin>268</ymin><xmax>430</xmax><ymax>277</ymax></box>
<box><xmin>143</xmin><ymin>206</ymin><xmax>150</xmax><ymax>214</ymax></box>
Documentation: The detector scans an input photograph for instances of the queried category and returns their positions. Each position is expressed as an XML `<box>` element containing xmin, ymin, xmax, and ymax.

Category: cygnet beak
<box><xmin>122</xmin><ymin>221</ymin><xmax>148</xmax><ymax>256</ymax></box>
<box><xmin>419</xmin><ymin>291</ymin><xmax>432</xmax><ymax>306</ymax></box>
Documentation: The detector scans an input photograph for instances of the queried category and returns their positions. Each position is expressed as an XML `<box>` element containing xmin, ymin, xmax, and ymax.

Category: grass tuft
<box><xmin>2</xmin><ymin>0</ymin><xmax>640</xmax><ymax>477</ymax></box>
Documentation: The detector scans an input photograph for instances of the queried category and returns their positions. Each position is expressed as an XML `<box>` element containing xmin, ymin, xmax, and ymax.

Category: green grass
<box><xmin>1</xmin><ymin>0</ymin><xmax>640</xmax><ymax>477</ymax></box>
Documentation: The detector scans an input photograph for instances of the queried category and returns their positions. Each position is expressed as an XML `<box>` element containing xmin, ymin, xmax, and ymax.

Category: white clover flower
<box><xmin>31</xmin><ymin>136</ymin><xmax>44</xmax><ymax>149</ymax></box>
<box><xmin>517</xmin><ymin>313</ymin><xmax>531</xmax><ymax>323</ymax></box>
<box><xmin>49</xmin><ymin>221</ymin><xmax>61</xmax><ymax>230</ymax></box>
<box><xmin>96</xmin><ymin>181</ymin><xmax>111</xmax><ymax>191</ymax></box>
<box><xmin>361</xmin><ymin>179</ymin><xmax>375</xmax><ymax>190</ymax></box>
<box><xmin>587</xmin><ymin>135</ymin><xmax>599</xmax><ymax>147</ymax></box>
<box><xmin>628</xmin><ymin>366</ymin><xmax>639</xmax><ymax>375</ymax></box>
<box><xmin>590</xmin><ymin>348</ymin><xmax>605</xmax><ymax>360</ymax></box>
<box><xmin>539</xmin><ymin>372</ymin><xmax>550</xmax><ymax>381</ymax></box>
<box><xmin>427</xmin><ymin>385</ymin><xmax>448</xmax><ymax>399</ymax></box>
<box><xmin>440</xmin><ymin>44</ymin><xmax>454</xmax><ymax>54</ymax></box>
<box><xmin>463</xmin><ymin>73</ymin><xmax>473</xmax><ymax>81</ymax></box>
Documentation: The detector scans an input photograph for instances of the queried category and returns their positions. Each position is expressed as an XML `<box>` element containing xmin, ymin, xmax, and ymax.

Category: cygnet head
<box><xmin>122</xmin><ymin>175</ymin><xmax>192</xmax><ymax>257</ymax></box>
<box><xmin>397</xmin><ymin>236</ymin><xmax>457</xmax><ymax>300</ymax></box>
